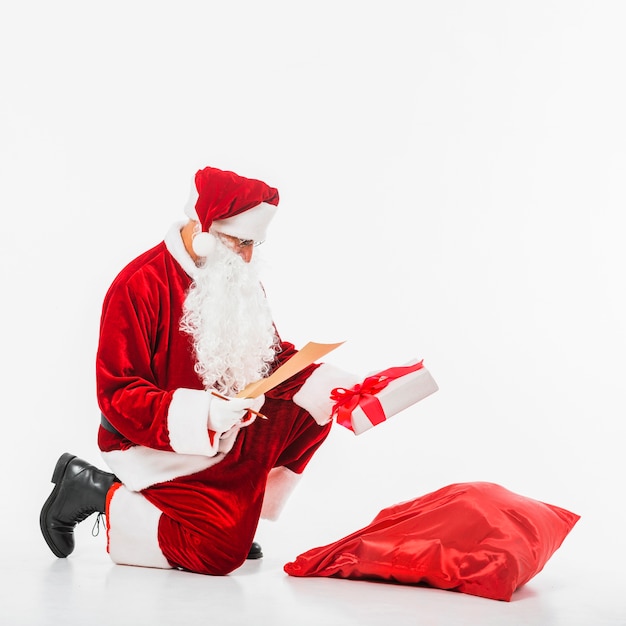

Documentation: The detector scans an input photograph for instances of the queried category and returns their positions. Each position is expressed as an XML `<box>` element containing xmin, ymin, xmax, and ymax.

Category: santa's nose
<box><xmin>238</xmin><ymin>246</ymin><xmax>254</xmax><ymax>263</ymax></box>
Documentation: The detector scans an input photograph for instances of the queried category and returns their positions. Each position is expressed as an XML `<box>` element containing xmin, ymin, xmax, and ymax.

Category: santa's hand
<box><xmin>239</xmin><ymin>394</ymin><xmax>265</xmax><ymax>427</ymax></box>
<box><xmin>208</xmin><ymin>394</ymin><xmax>265</xmax><ymax>433</ymax></box>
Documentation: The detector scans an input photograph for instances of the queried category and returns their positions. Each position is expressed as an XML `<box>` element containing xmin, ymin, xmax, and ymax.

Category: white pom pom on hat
<box><xmin>191</xmin><ymin>231</ymin><xmax>217</xmax><ymax>257</ymax></box>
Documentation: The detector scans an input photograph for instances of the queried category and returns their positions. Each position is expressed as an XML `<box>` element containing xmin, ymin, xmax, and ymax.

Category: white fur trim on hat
<box><xmin>183</xmin><ymin>176</ymin><xmax>200</xmax><ymax>222</ymax></box>
<box><xmin>211</xmin><ymin>202</ymin><xmax>278</xmax><ymax>242</ymax></box>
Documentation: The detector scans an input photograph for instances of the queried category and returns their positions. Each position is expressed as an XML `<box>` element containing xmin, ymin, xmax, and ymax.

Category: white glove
<box><xmin>207</xmin><ymin>394</ymin><xmax>265</xmax><ymax>433</ymax></box>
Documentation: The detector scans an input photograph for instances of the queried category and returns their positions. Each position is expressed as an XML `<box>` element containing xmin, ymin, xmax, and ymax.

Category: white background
<box><xmin>1</xmin><ymin>1</ymin><xmax>625</xmax><ymax>623</ymax></box>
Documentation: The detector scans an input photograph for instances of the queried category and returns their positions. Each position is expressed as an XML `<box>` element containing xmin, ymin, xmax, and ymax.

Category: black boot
<box><xmin>40</xmin><ymin>452</ymin><xmax>118</xmax><ymax>558</ymax></box>
<box><xmin>247</xmin><ymin>541</ymin><xmax>263</xmax><ymax>560</ymax></box>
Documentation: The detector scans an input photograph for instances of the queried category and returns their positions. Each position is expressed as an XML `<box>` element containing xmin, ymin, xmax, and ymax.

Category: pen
<box><xmin>210</xmin><ymin>391</ymin><xmax>268</xmax><ymax>420</ymax></box>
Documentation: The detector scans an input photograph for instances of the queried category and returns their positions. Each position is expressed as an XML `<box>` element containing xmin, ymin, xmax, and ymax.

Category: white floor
<box><xmin>4</xmin><ymin>496</ymin><xmax>624</xmax><ymax>626</ymax></box>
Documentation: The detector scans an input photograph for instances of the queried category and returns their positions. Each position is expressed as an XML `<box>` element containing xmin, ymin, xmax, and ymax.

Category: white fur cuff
<box><xmin>293</xmin><ymin>363</ymin><xmax>361</xmax><ymax>425</ymax></box>
<box><xmin>167</xmin><ymin>388</ymin><xmax>221</xmax><ymax>456</ymax></box>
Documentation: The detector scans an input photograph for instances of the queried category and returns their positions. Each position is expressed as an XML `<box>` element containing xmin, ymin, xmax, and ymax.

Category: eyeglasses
<box><xmin>236</xmin><ymin>238</ymin><xmax>264</xmax><ymax>248</ymax></box>
<box><xmin>216</xmin><ymin>232</ymin><xmax>264</xmax><ymax>249</ymax></box>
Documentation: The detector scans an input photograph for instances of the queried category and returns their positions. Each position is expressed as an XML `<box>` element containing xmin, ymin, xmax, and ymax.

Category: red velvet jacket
<box><xmin>96</xmin><ymin>224</ymin><xmax>354</xmax><ymax>492</ymax></box>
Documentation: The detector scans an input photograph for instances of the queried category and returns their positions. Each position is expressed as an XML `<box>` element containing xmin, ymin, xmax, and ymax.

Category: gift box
<box><xmin>331</xmin><ymin>360</ymin><xmax>438</xmax><ymax>435</ymax></box>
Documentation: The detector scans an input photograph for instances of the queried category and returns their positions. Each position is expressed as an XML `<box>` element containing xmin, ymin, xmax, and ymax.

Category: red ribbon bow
<box><xmin>330</xmin><ymin>361</ymin><xmax>424</xmax><ymax>432</ymax></box>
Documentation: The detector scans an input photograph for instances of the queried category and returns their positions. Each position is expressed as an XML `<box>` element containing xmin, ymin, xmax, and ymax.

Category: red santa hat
<box><xmin>183</xmin><ymin>166</ymin><xmax>280</xmax><ymax>257</ymax></box>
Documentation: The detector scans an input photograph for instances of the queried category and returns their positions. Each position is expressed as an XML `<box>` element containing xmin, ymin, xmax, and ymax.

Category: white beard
<box><xmin>180</xmin><ymin>239</ymin><xmax>278</xmax><ymax>396</ymax></box>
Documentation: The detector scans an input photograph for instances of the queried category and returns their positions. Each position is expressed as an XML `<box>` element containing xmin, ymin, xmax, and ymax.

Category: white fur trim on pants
<box><xmin>260</xmin><ymin>466</ymin><xmax>302</xmax><ymax>521</ymax></box>
<box><xmin>107</xmin><ymin>485</ymin><xmax>172</xmax><ymax>569</ymax></box>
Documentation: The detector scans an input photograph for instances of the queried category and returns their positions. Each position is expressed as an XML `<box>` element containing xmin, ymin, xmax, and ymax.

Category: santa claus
<box><xmin>40</xmin><ymin>166</ymin><xmax>360</xmax><ymax>575</ymax></box>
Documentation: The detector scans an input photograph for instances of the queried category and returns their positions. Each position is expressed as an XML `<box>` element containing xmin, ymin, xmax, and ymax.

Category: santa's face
<box><xmin>213</xmin><ymin>232</ymin><xmax>256</xmax><ymax>264</ymax></box>
<box><xmin>180</xmin><ymin>235</ymin><xmax>278</xmax><ymax>396</ymax></box>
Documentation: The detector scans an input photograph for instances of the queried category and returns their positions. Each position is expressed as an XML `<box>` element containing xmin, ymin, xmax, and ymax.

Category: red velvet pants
<box><xmin>139</xmin><ymin>397</ymin><xmax>331</xmax><ymax>575</ymax></box>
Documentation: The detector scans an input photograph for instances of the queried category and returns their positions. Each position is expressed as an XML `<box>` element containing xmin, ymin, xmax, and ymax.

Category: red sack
<box><xmin>284</xmin><ymin>482</ymin><xmax>579</xmax><ymax>601</ymax></box>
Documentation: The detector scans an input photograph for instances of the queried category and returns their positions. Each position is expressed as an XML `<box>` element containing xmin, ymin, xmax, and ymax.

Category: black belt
<box><xmin>100</xmin><ymin>413</ymin><xmax>123</xmax><ymax>437</ymax></box>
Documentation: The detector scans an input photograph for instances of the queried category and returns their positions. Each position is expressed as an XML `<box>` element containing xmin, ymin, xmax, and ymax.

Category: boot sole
<box><xmin>39</xmin><ymin>453</ymin><xmax>77</xmax><ymax>558</ymax></box>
